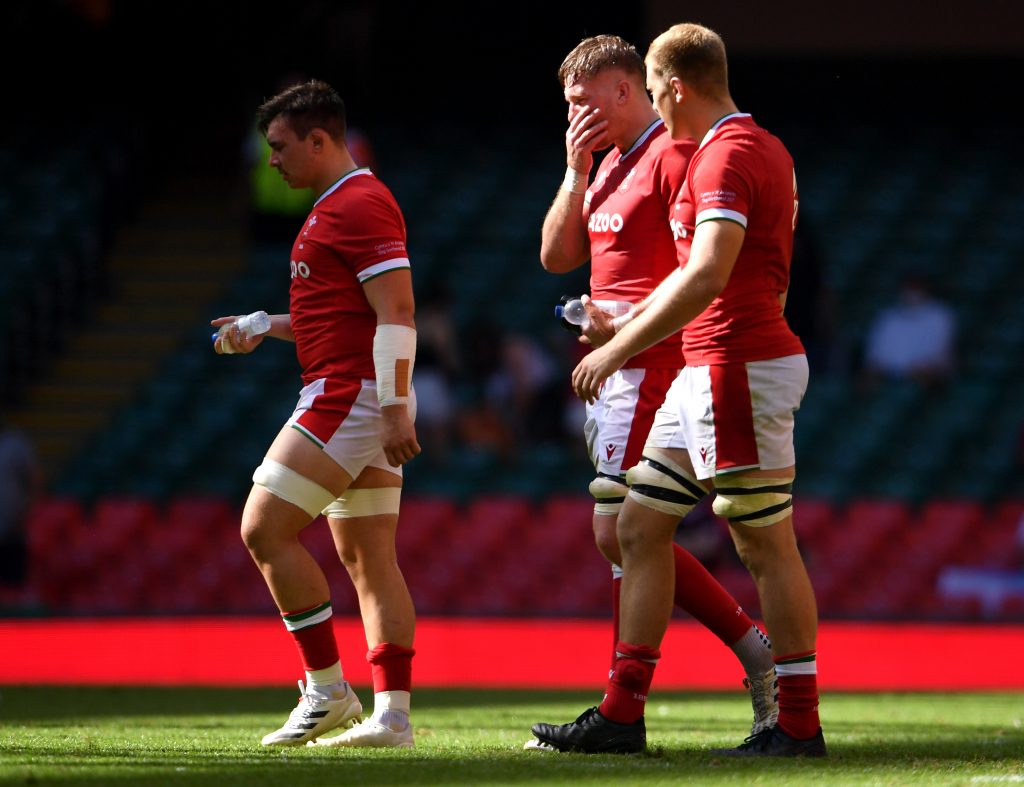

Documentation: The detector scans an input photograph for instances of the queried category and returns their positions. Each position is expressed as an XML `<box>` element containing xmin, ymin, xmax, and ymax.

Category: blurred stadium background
<box><xmin>1</xmin><ymin>0</ymin><xmax>1023</xmax><ymax>651</ymax></box>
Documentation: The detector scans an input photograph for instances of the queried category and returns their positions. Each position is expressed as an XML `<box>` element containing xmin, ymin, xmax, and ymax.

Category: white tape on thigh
<box><xmin>322</xmin><ymin>487</ymin><xmax>402</xmax><ymax>519</ymax></box>
<box><xmin>252</xmin><ymin>459</ymin><xmax>336</xmax><ymax>518</ymax></box>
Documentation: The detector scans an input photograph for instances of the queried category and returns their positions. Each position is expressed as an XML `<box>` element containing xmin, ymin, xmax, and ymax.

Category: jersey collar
<box><xmin>698</xmin><ymin>113</ymin><xmax>752</xmax><ymax>150</ymax></box>
<box><xmin>621</xmin><ymin>118</ymin><xmax>664</xmax><ymax>160</ymax></box>
<box><xmin>315</xmin><ymin>167</ymin><xmax>372</xmax><ymax>206</ymax></box>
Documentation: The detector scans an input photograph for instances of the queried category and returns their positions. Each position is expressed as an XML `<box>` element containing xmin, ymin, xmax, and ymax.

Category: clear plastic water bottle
<box><xmin>213</xmin><ymin>310</ymin><xmax>271</xmax><ymax>354</ymax></box>
<box><xmin>555</xmin><ymin>298</ymin><xmax>589</xmax><ymax>329</ymax></box>
<box><xmin>555</xmin><ymin>297</ymin><xmax>631</xmax><ymax>334</ymax></box>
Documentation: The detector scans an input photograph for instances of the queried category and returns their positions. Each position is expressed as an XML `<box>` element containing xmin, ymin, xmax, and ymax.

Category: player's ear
<box><xmin>617</xmin><ymin>78</ymin><xmax>630</xmax><ymax>104</ymax></box>
<box><xmin>309</xmin><ymin>129</ymin><xmax>326</xmax><ymax>152</ymax></box>
<box><xmin>670</xmin><ymin>76</ymin><xmax>685</xmax><ymax>104</ymax></box>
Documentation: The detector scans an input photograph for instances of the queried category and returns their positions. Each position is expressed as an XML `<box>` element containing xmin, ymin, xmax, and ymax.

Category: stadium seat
<box><xmin>92</xmin><ymin>498</ymin><xmax>159</xmax><ymax>540</ymax></box>
<box><xmin>26</xmin><ymin>497</ymin><xmax>86</xmax><ymax>556</ymax></box>
<box><xmin>164</xmin><ymin>496</ymin><xmax>235</xmax><ymax>531</ymax></box>
<box><xmin>792</xmin><ymin>497</ymin><xmax>835</xmax><ymax>549</ymax></box>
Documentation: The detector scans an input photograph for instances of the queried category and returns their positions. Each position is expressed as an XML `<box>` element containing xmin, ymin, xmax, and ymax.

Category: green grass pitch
<box><xmin>1</xmin><ymin>687</ymin><xmax>1022</xmax><ymax>785</ymax></box>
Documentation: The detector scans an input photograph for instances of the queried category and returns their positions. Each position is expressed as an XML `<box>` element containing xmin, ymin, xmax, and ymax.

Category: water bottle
<box><xmin>213</xmin><ymin>310</ymin><xmax>271</xmax><ymax>353</ymax></box>
<box><xmin>555</xmin><ymin>297</ymin><xmax>589</xmax><ymax>329</ymax></box>
<box><xmin>555</xmin><ymin>296</ymin><xmax>631</xmax><ymax>335</ymax></box>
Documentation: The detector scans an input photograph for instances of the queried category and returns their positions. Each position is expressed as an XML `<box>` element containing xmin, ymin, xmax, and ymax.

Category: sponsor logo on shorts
<box><xmin>606</xmin><ymin>444</ymin><xmax>616</xmax><ymax>460</ymax></box>
<box><xmin>699</xmin><ymin>446</ymin><xmax>709</xmax><ymax>464</ymax></box>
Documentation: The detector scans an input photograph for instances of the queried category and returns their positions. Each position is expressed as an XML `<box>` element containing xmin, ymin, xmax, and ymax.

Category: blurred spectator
<box><xmin>862</xmin><ymin>273</ymin><xmax>956</xmax><ymax>387</ymax></box>
<box><xmin>486</xmin><ymin>333</ymin><xmax>564</xmax><ymax>446</ymax></box>
<box><xmin>412</xmin><ymin>284</ymin><xmax>460</xmax><ymax>464</ymax></box>
<box><xmin>457</xmin><ymin>318</ymin><xmax>515</xmax><ymax>456</ymax></box>
<box><xmin>456</xmin><ymin>325</ymin><xmax>566</xmax><ymax>459</ymax></box>
<box><xmin>0</xmin><ymin>425</ymin><xmax>42</xmax><ymax>588</ymax></box>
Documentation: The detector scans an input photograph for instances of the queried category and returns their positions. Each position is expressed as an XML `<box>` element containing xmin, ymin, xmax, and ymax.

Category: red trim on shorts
<box><xmin>293</xmin><ymin>378</ymin><xmax>363</xmax><ymax>444</ymax></box>
<box><xmin>622</xmin><ymin>368</ymin><xmax>677</xmax><ymax>471</ymax></box>
<box><xmin>709</xmin><ymin>363</ymin><xmax>759</xmax><ymax>471</ymax></box>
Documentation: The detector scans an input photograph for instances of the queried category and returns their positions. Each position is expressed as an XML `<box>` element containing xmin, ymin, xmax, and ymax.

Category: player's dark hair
<box><xmin>558</xmin><ymin>34</ymin><xmax>644</xmax><ymax>87</ymax></box>
<box><xmin>647</xmin><ymin>23</ymin><xmax>729</xmax><ymax>99</ymax></box>
<box><xmin>257</xmin><ymin>80</ymin><xmax>347</xmax><ymax>141</ymax></box>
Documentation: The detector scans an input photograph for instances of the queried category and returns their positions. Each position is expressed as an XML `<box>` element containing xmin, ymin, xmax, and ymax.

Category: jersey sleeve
<box><xmin>333</xmin><ymin>187</ymin><xmax>411</xmax><ymax>283</ymax></box>
<box><xmin>689</xmin><ymin>142</ymin><xmax>754</xmax><ymax>229</ymax></box>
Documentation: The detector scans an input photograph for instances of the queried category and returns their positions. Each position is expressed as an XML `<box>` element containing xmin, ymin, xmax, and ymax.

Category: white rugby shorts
<box><xmin>645</xmin><ymin>354</ymin><xmax>808</xmax><ymax>480</ymax></box>
<box><xmin>584</xmin><ymin>367</ymin><xmax>679</xmax><ymax>478</ymax></box>
<box><xmin>286</xmin><ymin>377</ymin><xmax>418</xmax><ymax>480</ymax></box>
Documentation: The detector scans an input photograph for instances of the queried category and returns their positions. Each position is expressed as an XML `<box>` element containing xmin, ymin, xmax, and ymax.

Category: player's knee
<box><xmin>589</xmin><ymin>474</ymin><xmax>627</xmax><ymax>517</ymax></box>
<box><xmin>615</xmin><ymin>506</ymin><xmax>659</xmax><ymax>556</ymax></box>
<box><xmin>592</xmin><ymin>520</ymin><xmax>621</xmax><ymax>565</ymax></box>
<box><xmin>729</xmin><ymin>534</ymin><xmax>763</xmax><ymax>577</ymax></box>
<box><xmin>624</xmin><ymin>448</ymin><xmax>705</xmax><ymax>518</ymax></box>
<box><xmin>713</xmin><ymin>477</ymin><xmax>793</xmax><ymax>527</ymax></box>
<box><xmin>240</xmin><ymin>513</ymin><xmax>275</xmax><ymax>562</ymax></box>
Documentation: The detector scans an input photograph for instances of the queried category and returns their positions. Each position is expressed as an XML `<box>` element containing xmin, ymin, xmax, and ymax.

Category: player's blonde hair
<box><xmin>646</xmin><ymin>23</ymin><xmax>729</xmax><ymax>99</ymax></box>
<box><xmin>558</xmin><ymin>34</ymin><xmax>644</xmax><ymax>88</ymax></box>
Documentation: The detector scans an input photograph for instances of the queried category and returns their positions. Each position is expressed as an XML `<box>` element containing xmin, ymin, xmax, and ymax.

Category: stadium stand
<box><xmin>3</xmin><ymin>114</ymin><xmax>1022</xmax><ymax>621</ymax></box>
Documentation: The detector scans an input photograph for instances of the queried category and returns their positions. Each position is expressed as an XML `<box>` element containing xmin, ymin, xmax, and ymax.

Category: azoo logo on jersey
<box><xmin>588</xmin><ymin>212</ymin><xmax>623</xmax><ymax>233</ymax></box>
<box><xmin>291</xmin><ymin>260</ymin><xmax>310</xmax><ymax>279</ymax></box>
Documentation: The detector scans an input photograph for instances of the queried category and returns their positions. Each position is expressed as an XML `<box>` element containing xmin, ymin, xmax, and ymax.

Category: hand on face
<box><xmin>565</xmin><ymin>103</ymin><xmax>611</xmax><ymax>173</ymax></box>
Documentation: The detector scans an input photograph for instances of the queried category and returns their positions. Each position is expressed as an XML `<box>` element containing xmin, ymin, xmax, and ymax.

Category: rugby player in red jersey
<box><xmin>213</xmin><ymin>80</ymin><xmax>418</xmax><ymax>749</ymax></box>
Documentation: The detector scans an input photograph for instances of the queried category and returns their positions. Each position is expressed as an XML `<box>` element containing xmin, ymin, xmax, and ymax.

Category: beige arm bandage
<box><xmin>373</xmin><ymin>324</ymin><xmax>416</xmax><ymax>407</ymax></box>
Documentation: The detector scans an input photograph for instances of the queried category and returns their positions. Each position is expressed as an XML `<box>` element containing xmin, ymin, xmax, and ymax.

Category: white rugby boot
<box><xmin>310</xmin><ymin>716</ymin><xmax>414</xmax><ymax>749</ymax></box>
<box><xmin>745</xmin><ymin>666</ymin><xmax>780</xmax><ymax>736</ymax></box>
<box><xmin>261</xmin><ymin>680</ymin><xmax>362</xmax><ymax>746</ymax></box>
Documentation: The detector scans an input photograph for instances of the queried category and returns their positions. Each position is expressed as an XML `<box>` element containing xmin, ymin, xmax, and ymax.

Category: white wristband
<box><xmin>562</xmin><ymin>167</ymin><xmax>587</xmax><ymax>194</ymax></box>
<box><xmin>373</xmin><ymin>324</ymin><xmax>417</xmax><ymax>407</ymax></box>
<box><xmin>610</xmin><ymin>310</ymin><xmax>635</xmax><ymax>333</ymax></box>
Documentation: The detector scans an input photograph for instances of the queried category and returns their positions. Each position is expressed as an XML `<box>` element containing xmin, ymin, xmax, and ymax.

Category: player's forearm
<box><xmin>267</xmin><ymin>314</ymin><xmax>295</xmax><ymax>342</ymax></box>
<box><xmin>628</xmin><ymin>268</ymin><xmax>686</xmax><ymax>320</ymax></box>
<box><xmin>374</xmin><ymin>302</ymin><xmax>415</xmax><ymax>329</ymax></box>
<box><xmin>611</xmin><ymin>267</ymin><xmax>723</xmax><ymax>359</ymax></box>
<box><xmin>540</xmin><ymin>189</ymin><xmax>589</xmax><ymax>273</ymax></box>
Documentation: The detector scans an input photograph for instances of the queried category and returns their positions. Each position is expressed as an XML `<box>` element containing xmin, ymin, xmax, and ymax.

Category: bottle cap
<box><xmin>554</xmin><ymin>305</ymin><xmax>564</xmax><ymax>318</ymax></box>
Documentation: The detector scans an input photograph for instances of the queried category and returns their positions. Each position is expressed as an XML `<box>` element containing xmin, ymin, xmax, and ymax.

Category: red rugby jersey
<box><xmin>584</xmin><ymin>120</ymin><xmax>693</xmax><ymax>369</ymax></box>
<box><xmin>672</xmin><ymin>113</ymin><xmax>804</xmax><ymax>365</ymax></box>
<box><xmin>289</xmin><ymin>168</ymin><xmax>410</xmax><ymax>383</ymax></box>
